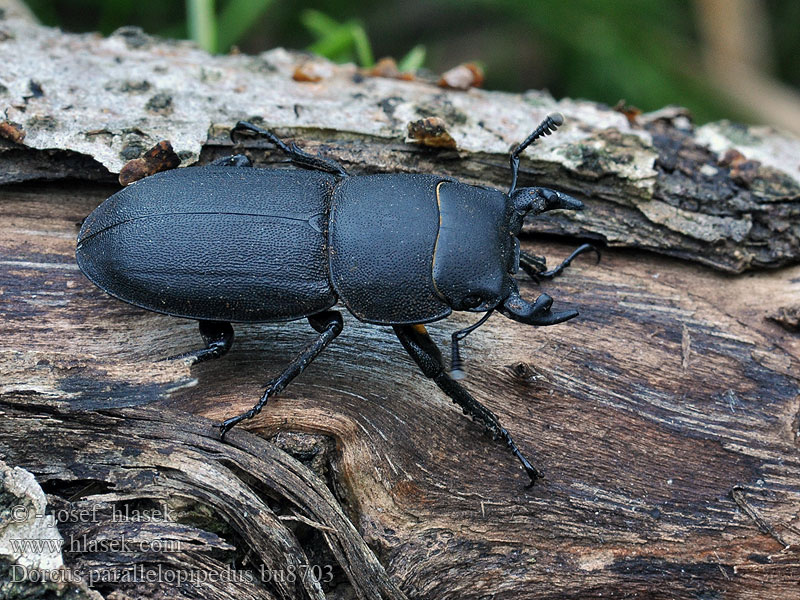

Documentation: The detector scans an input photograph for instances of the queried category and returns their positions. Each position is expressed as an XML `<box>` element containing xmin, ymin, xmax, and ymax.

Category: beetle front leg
<box><xmin>218</xmin><ymin>310</ymin><xmax>343</xmax><ymax>438</ymax></box>
<box><xmin>519</xmin><ymin>244</ymin><xmax>600</xmax><ymax>282</ymax></box>
<box><xmin>165</xmin><ymin>320</ymin><xmax>234</xmax><ymax>365</ymax></box>
<box><xmin>393</xmin><ymin>324</ymin><xmax>543</xmax><ymax>486</ymax></box>
<box><xmin>518</xmin><ymin>251</ymin><xmax>547</xmax><ymax>280</ymax></box>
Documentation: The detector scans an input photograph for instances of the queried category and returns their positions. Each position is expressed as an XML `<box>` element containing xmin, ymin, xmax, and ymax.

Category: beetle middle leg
<box><xmin>231</xmin><ymin>121</ymin><xmax>349</xmax><ymax>177</ymax></box>
<box><xmin>393</xmin><ymin>324</ymin><xmax>543</xmax><ymax>486</ymax></box>
<box><xmin>519</xmin><ymin>244</ymin><xmax>600</xmax><ymax>281</ymax></box>
<box><xmin>218</xmin><ymin>310</ymin><xmax>343</xmax><ymax>438</ymax></box>
<box><xmin>167</xmin><ymin>320</ymin><xmax>234</xmax><ymax>366</ymax></box>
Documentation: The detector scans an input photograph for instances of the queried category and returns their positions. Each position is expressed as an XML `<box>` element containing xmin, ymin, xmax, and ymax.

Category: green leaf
<box><xmin>398</xmin><ymin>45</ymin><xmax>426</xmax><ymax>72</ymax></box>
<box><xmin>308</xmin><ymin>27</ymin><xmax>355</xmax><ymax>61</ymax></box>
<box><xmin>217</xmin><ymin>0</ymin><xmax>274</xmax><ymax>52</ymax></box>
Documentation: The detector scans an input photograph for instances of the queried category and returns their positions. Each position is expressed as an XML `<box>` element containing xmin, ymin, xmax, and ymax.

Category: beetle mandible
<box><xmin>76</xmin><ymin>114</ymin><xmax>597</xmax><ymax>486</ymax></box>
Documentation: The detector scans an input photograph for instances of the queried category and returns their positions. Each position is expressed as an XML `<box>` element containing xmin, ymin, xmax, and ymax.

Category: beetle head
<box><xmin>431</xmin><ymin>182</ymin><xmax>583</xmax><ymax>317</ymax></box>
<box><xmin>497</xmin><ymin>186</ymin><xmax>583</xmax><ymax>325</ymax></box>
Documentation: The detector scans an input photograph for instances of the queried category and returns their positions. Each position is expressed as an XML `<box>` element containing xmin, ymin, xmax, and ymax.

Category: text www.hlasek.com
<box><xmin>9</xmin><ymin>534</ymin><xmax>183</xmax><ymax>555</ymax></box>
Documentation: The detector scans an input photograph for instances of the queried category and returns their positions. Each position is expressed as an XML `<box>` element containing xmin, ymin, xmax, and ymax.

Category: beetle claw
<box><xmin>218</xmin><ymin>417</ymin><xmax>241</xmax><ymax>440</ymax></box>
<box><xmin>516</xmin><ymin>451</ymin><xmax>544</xmax><ymax>486</ymax></box>
<box><xmin>218</xmin><ymin>378</ymin><xmax>281</xmax><ymax>440</ymax></box>
<box><xmin>524</xmin><ymin>465</ymin><xmax>544</xmax><ymax>487</ymax></box>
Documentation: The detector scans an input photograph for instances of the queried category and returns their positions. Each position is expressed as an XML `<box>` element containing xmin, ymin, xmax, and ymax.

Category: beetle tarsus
<box><xmin>218</xmin><ymin>416</ymin><xmax>242</xmax><ymax>439</ymax></box>
<box><xmin>218</xmin><ymin>376</ymin><xmax>280</xmax><ymax>439</ymax></box>
<box><xmin>217</xmin><ymin>311</ymin><xmax>343</xmax><ymax>438</ymax></box>
<box><xmin>505</xmin><ymin>430</ymin><xmax>544</xmax><ymax>486</ymax></box>
<box><xmin>537</xmin><ymin>243</ymin><xmax>600</xmax><ymax>279</ymax></box>
<box><xmin>394</xmin><ymin>324</ymin><xmax>543</xmax><ymax>486</ymax></box>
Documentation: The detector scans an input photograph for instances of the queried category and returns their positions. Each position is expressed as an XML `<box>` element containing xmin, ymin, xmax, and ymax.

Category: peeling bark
<box><xmin>0</xmin><ymin>16</ymin><xmax>798</xmax><ymax>272</ymax></box>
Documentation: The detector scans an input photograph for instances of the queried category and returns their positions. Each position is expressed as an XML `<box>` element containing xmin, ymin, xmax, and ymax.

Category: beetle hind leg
<box><xmin>393</xmin><ymin>324</ymin><xmax>543</xmax><ymax>486</ymax></box>
<box><xmin>165</xmin><ymin>320</ymin><xmax>234</xmax><ymax>365</ymax></box>
<box><xmin>218</xmin><ymin>310</ymin><xmax>343</xmax><ymax>438</ymax></box>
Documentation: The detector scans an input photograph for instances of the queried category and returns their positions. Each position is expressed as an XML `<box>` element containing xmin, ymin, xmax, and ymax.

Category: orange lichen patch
<box><xmin>292</xmin><ymin>61</ymin><xmax>334</xmax><ymax>83</ymax></box>
<box><xmin>437</xmin><ymin>63</ymin><xmax>484</xmax><ymax>90</ymax></box>
<box><xmin>0</xmin><ymin>120</ymin><xmax>25</xmax><ymax>143</ymax></box>
<box><xmin>613</xmin><ymin>100</ymin><xmax>642</xmax><ymax>126</ymax></box>
<box><xmin>118</xmin><ymin>140</ymin><xmax>180</xmax><ymax>186</ymax></box>
<box><xmin>364</xmin><ymin>57</ymin><xmax>416</xmax><ymax>81</ymax></box>
<box><xmin>406</xmin><ymin>117</ymin><xmax>457</xmax><ymax>149</ymax></box>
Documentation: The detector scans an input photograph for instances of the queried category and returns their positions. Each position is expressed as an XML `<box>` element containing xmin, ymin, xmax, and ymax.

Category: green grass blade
<box><xmin>350</xmin><ymin>23</ymin><xmax>374</xmax><ymax>67</ymax></box>
<box><xmin>308</xmin><ymin>27</ymin><xmax>354</xmax><ymax>61</ymax></box>
<box><xmin>398</xmin><ymin>44</ymin><xmax>426</xmax><ymax>72</ymax></box>
<box><xmin>300</xmin><ymin>9</ymin><xmax>343</xmax><ymax>38</ymax></box>
<box><xmin>187</xmin><ymin>0</ymin><xmax>218</xmax><ymax>53</ymax></box>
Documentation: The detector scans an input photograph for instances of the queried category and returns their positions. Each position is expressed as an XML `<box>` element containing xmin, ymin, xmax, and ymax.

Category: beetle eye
<box><xmin>462</xmin><ymin>295</ymin><xmax>482</xmax><ymax>309</ymax></box>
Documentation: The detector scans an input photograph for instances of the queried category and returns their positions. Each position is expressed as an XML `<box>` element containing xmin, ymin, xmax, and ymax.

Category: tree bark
<box><xmin>1</xmin><ymin>15</ymin><xmax>799</xmax><ymax>600</ymax></box>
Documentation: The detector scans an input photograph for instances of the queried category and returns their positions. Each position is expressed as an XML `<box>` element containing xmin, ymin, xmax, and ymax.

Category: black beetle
<box><xmin>76</xmin><ymin>114</ymin><xmax>596</xmax><ymax>485</ymax></box>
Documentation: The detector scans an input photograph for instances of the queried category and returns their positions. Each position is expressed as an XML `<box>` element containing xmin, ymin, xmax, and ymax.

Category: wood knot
<box><xmin>506</xmin><ymin>361</ymin><xmax>546</xmax><ymax>384</ymax></box>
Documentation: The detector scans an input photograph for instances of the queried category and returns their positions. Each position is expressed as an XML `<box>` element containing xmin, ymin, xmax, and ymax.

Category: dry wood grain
<box><xmin>2</xmin><ymin>181</ymin><xmax>799</xmax><ymax>598</ymax></box>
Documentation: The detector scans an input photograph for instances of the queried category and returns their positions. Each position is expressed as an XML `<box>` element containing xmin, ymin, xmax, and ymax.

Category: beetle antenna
<box><xmin>450</xmin><ymin>309</ymin><xmax>494</xmax><ymax>380</ymax></box>
<box><xmin>508</xmin><ymin>112</ymin><xmax>564</xmax><ymax>195</ymax></box>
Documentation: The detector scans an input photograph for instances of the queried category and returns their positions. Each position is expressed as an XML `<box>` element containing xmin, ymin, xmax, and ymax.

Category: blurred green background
<box><xmin>21</xmin><ymin>0</ymin><xmax>800</xmax><ymax>131</ymax></box>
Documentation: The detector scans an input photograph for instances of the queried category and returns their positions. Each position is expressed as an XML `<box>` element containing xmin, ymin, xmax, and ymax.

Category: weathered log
<box><xmin>2</xmin><ymin>16</ymin><xmax>800</xmax><ymax>600</ymax></box>
<box><xmin>2</xmin><ymin>181</ymin><xmax>800</xmax><ymax>599</ymax></box>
